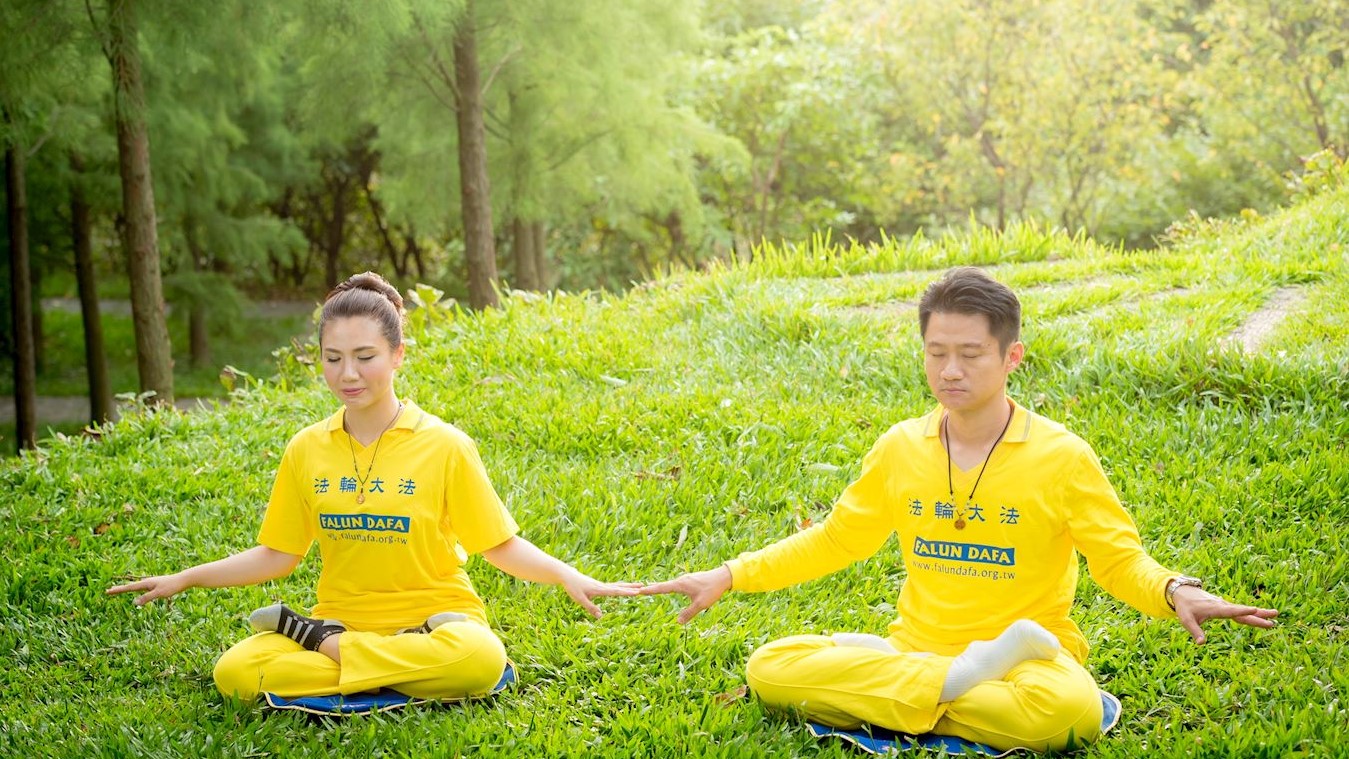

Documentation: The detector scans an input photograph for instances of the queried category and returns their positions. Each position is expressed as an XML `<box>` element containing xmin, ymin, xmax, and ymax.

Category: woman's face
<box><xmin>320</xmin><ymin>316</ymin><xmax>404</xmax><ymax>413</ymax></box>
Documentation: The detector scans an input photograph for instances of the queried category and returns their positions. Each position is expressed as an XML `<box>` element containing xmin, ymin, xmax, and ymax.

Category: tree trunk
<box><xmin>365</xmin><ymin>185</ymin><xmax>408</xmax><ymax>279</ymax></box>
<box><xmin>188</xmin><ymin>301</ymin><xmax>208</xmax><ymax>368</ymax></box>
<box><xmin>323</xmin><ymin>192</ymin><xmax>345</xmax><ymax>291</ymax></box>
<box><xmin>316</xmin><ymin>160</ymin><xmax>351</xmax><ymax>291</ymax></box>
<box><xmin>107</xmin><ymin>0</ymin><xmax>174</xmax><ymax>403</ymax></box>
<box><xmin>530</xmin><ymin>220</ymin><xmax>549</xmax><ymax>290</ymax></box>
<box><xmin>183</xmin><ymin>221</ymin><xmax>210</xmax><ymax>369</ymax></box>
<box><xmin>453</xmin><ymin>0</ymin><xmax>499</xmax><ymax>310</ymax></box>
<box><xmin>512</xmin><ymin>216</ymin><xmax>539</xmax><ymax>291</ymax></box>
<box><xmin>406</xmin><ymin>233</ymin><xmax>426</xmax><ymax>280</ymax></box>
<box><xmin>663</xmin><ymin>211</ymin><xmax>688</xmax><ymax>270</ymax></box>
<box><xmin>30</xmin><ymin>263</ymin><xmax>44</xmax><ymax>374</ymax></box>
<box><xmin>5</xmin><ymin>140</ymin><xmax>37</xmax><ymax>451</ymax></box>
<box><xmin>71</xmin><ymin>153</ymin><xmax>113</xmax><ymax>422</ymax></box>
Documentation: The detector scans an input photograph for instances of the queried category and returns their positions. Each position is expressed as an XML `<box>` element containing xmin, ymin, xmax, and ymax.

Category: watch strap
<box><xmin>1165</xmin><ymin>575</ymin><xmax>1204</xmax><ymax>610</ymax></box>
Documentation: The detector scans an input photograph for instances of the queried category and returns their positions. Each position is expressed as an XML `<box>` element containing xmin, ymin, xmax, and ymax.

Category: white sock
<box><xmin>831</xmin><ymin>632</ymin><xmax>899</xmax><ymax>654</ymax></box>
<box><xmin>939</xmin><ymin>619</ymin><xmax>1060</xmax><ymax>702</ymax></box>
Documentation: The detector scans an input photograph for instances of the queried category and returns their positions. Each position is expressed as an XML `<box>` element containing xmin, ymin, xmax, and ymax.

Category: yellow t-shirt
<box><xmin>258</xmin><ymin>400</ymin><xmax>518</xmax><ymax>630</ymax></box>
<box><xmin>726</xmin><ymin>399</ymin><xmax>1177</xmax><ymax>662</ymax></box>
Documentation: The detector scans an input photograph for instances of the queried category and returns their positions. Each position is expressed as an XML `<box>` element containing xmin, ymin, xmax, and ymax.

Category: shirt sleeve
<box><xmin>1065</xmin><ymin>446</ymin><xmax>1177</xmax><ymax>618</ymax></box>
<box><xmin>257</xmin><ymin>439</ymin><xmax>316</xmax><ymax>557</ymax></box>
<box><xmin>727</xmin><ymin>435</ymin><xmax>897</xmax><ymax>592</ymax></box>
<box><xmin>445</xmin><ymin>435</ymin><xmax>519</xmax><ymax>554</ymax></box>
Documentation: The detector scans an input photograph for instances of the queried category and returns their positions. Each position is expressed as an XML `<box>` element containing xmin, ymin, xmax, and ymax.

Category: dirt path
<box><xmin>1221</xmin><ymin>286</ymin><xmax>1305</xmax><ymax>353</ymax></box>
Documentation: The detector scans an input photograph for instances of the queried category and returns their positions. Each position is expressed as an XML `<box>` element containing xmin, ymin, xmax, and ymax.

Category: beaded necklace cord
<box><xmin>346</xmin><ymin>402</ymin><xmax>403</xmax><ymax>505</ymax></box>
<box><xmin>944</xmin><ymin>407</ymin><xmax>1014</xmax><ymax>530</ymax></box>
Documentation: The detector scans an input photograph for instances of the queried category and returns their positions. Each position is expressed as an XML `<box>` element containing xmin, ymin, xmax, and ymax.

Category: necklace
<box><xmin>346</xmin><ymin>402</ymin><xmax>403</xmax><ymax>505</ymax></box>
<box><xmin>944</xmin><ymin>406</ymin><xmax>1014</xmax><ymax>530</ymax></box>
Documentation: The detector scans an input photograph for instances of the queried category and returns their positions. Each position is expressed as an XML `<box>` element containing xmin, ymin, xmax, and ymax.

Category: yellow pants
<box><xmin>213</xmin><ymin>620</ymin><xmax>508</xmax><ymax>701</ymax></box>
<box><xmin>746</xmin><ymin>634</ymin><xmax>1103</xmax><ymax>753</ymax></box>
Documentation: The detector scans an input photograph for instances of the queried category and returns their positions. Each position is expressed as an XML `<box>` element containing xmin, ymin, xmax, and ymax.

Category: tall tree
<box><xmin>70</xmin><ymin>152</ymin><xmax>112</xmax><ymax>421</ymax></box>
<box><xmin>0</xmin><ymin>0</ymin><xmax>66</xmax><ymax>450</ymax></box>
<box><xmin>136</xmin><ymin>3</ymin><xmax>308</xmax><ymax>369</ymax></box>
<box><xmin>4</xmin><ymin>121</ymin><xmax>37</xmax><ymax>450</ymax></box>
<box><xmin>2</xmin><ymin>0</ymin><xmax>117</xmax><ymax>424</ymax></box>
<box><xmin>101</xmin><ymin>0</ymin><xmax>173</xmax><ymax>403</ymax></box>
<box><xmin>452</xmin><ymin>0</ymin><xmax>499</xmax><ymax>309</ymax></box>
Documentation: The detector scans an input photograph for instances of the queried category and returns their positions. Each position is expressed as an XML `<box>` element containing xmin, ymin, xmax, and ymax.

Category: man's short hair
<box><xmin>918</xmin><ymin>267</ymin><xmax>1021</xmax><ymax>351</ymax></box>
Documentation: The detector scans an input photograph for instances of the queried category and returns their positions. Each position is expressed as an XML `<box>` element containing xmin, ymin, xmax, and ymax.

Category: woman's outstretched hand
<box><xmin>106</xmin><ymin>546</ymin><xmax>301</xmax><ymax>607</ymax></box>
<box><xmin>481</xmin><ymin>535</ymin><xmax>641</xmax><ymax>619</ymax></box>
<box><xmin>560</xmin><ymin>574</ymin><xmax>642</xmax><ymax>619</ymax></box>
<box><xmin>107</xmin><ymin>573</ymin><xmax>190</xmax><ymax>606</ymax></box>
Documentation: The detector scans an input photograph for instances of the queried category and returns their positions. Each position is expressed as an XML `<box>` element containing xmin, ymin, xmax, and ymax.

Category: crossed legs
<box><xmin>746</xmin><ymin>624</ymin><xmax>1103</xmax><ymax>753</ymax></box>
<box><xmin>213</xmin><ymin>620</ymin><xmax>508</xmax><ymax>701</ymax></box>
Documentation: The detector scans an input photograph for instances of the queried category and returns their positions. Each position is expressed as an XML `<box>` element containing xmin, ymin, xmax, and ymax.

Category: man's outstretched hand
<box><xmin>639</xmin><ymin>565</ymin><xmax>733</xmax><ymax>624</ymax></box>
<box><xmin>1172</xmin><ymin>585</ymin><xmax>1278</xmax><ymax>644</ymax></box>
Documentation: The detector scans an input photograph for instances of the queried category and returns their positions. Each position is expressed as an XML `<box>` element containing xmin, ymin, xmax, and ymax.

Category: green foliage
<box><xmin>689</xmin><ymin>0</ymin><xmax>1349</xmax><ymax>254</ymax></box>
<box><xmin>692</xmin><ymin>23</ymin><xmax>878</xmax><ymax>253</ymax></box>
<box><xmin>1289</xmin><ymin>149</ymin><xmax>1349</xmax><ymax>202</ymax></box>
<box><xmin>3</xmin><ymin>187</ymin><xmax>1346</xmax><ymax>756</ymax></box>
<box><xmin>405</xmin><ymin>282</ymin><xmax>453</xmax><ymax>337</ymax></box>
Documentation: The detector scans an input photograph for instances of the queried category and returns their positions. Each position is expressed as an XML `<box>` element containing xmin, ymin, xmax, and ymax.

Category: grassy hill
<box><xmin>2</xmin><ymin>187</ymin><xmax>1346</xmax><ymax>757</ymax></box>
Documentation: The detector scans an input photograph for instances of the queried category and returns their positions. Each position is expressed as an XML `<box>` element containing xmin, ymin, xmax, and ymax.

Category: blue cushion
<box><xmin>262</xmin><ymin>662</ymin><xmax>516</xmax><ymax>716</ymax></box>
<box><xmin>807</xmin><ymin>689</ymin><xmax>1121</xmax><ymax>756</ymax></box>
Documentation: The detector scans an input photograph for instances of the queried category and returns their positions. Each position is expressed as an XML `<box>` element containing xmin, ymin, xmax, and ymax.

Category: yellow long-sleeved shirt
<box><xmin>726</xmin><ymin>400</ymin><xmax>1177</xmax><ymax>662</ymax></box>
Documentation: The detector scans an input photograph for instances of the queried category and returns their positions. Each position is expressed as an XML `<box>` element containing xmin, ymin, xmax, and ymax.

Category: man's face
<box><xmin>922</xmin><ymin>311</ymin><xmax>1023</xmax><ymax>414</ymax></box>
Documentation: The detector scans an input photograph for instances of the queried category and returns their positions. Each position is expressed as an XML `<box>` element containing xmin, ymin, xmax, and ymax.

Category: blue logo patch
<box><xmin>319</xmin><ymin>513</ymin><xmax>411</xmax><ymax>533</ymax></box>
<box><xmin>913</xmin><ymin>537</ymin><xmax>1015</xmax><ymax>566</ymax></box>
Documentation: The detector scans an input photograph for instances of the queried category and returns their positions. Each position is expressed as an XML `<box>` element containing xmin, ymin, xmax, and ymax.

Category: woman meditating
<box><xmin>108</xmin><ymin>271</ymin><xmax>637</xmax><ymax>702</ymax></box>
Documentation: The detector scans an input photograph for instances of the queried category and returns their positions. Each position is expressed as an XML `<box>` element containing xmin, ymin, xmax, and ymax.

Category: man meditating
<box><xmin>642</xmin><ymin>267</ymin><xmax>1278</xmax><ymax>752</ymax></box>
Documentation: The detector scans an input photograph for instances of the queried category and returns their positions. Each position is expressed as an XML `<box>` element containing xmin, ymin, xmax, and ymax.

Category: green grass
<box><xmin>2</xmin><ymin>188</ymin><xmax>1347</xmax><ymax>757</ymax></box>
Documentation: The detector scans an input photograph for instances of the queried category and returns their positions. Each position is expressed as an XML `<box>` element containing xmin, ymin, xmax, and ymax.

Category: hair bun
<box><xmin>332</xmin><ymin>271</ymin><xmax>404</xmax><ymax>314</ymax></box>
<box><xmin>321</xmin><ymin>271</ymin><xmax>408</xmax><ymax>349</ymax></box>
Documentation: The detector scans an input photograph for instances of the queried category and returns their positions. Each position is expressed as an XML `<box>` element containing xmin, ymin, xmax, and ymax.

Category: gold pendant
<box><xmin>954</xmin><ymin>518</ymin><xmax>965</xmax><ymax>530</ymax></box>
<box><xmin>356</xmin><ymin>491</ymin><xmax>365</xmax><ymax>505</ymax></box>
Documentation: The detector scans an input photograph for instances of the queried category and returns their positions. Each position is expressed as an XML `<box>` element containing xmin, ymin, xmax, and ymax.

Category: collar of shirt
<box><xmin>325</xmin><ymin>400</ymin><xmax>428</xmax><ymax>435</ymax></box>
<box><xmin>921</xmin><ymin>398</ymin><xmax>1033</xmax><ymax>444</ymax></box>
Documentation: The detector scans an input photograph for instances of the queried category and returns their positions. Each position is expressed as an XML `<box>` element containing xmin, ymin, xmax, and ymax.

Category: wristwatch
<box><xmin>1165</xmin><ymin>575</ymin><xmax>1204</xmax><ymax>610</ymax></box>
